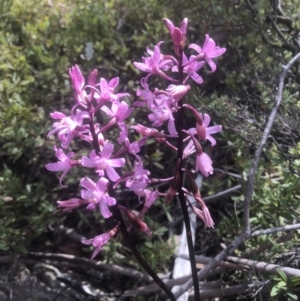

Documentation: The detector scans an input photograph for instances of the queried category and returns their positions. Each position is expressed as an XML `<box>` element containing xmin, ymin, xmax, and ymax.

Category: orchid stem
<box><xmin>111</xmin><ymin>202</ymin><xmax>176</xmax><ymax>301</ymax></box>
<box><xmin>175</xmin><ymin>46</ymin><xmax>200</xmax><ymax>301</ymax></box>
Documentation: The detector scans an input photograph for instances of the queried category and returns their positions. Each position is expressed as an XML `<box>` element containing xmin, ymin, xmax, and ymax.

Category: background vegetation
<box><xmin>0</xmin><ymin>0</ymin><xmax>300</xmax><ymax>300</ymax></box>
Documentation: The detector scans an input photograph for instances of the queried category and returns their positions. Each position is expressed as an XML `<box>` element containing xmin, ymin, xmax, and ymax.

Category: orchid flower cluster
<box><xmin>46</xmin><ymin>17</ymin><xmax>225</xmax><ymax>261</ymax></box>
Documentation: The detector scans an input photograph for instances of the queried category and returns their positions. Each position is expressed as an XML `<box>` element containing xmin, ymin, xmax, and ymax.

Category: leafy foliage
<box><xmin>1</xmin><ymin>0</ymin><xmax>300</xmax><ymax>299</ymax></box>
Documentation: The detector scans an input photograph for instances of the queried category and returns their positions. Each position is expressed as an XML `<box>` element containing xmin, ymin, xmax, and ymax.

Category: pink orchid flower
<box><xmin>196</xmin><ymin>152</ymin><xmax>213</xmax><ymax>177</ymax></box>
<box><xmin>148</xmin><ymin>98</ymin><xmax>177</xmax><ymax>136</ymax></box>
<box><xmin>172</xmin><ymin>53</ymin><xmax>205</xmax><ymax>84</ymax></box>
<box><xmin>133</xmin><ymin>43</ymin><xmax>177</xmax><ymax>82</ymax></box>
<box><xmin>125</xmin><ymin>157</ymin><xmax>151</xmax><ymax>191</ymax></box>
<box><xmin>189</xmin><ymin>34</ymin><xmax>226</xmax><ymax>72</ymax></box>
<box><xmin>82</xmin><ymin>233</ymin><xmax>111</xmax><ymax>260</ymax></box>
<box><xmin>45</xmin><ymin>146</ymin><xmax>78</xmax><ymax>187</ymax></box>
<box><xmin>80</xmin><ymin>177</ymin><xmax>116</xmax><ymax>218</ymax></box>
<box><xmin>69</xmin><ymin>65</ymin><xmax>99</xmax><ymax>110</ymax></box>
<box><xmin>48</xmin><ymin>110</ymin><xmax>90</xmax><ymax>149</ymax></box>
<box><xmin>81</xmin><ymin>142</ymin><xmax>125</xmax><ymax>182</ymax></box>
<box><xmin>94</xmin><ymin>77</ymin><xmax>130</xmax><ymax>104</ymax></box>
<box><xmin>188</xmin><ymin>113</ymin><xmax>222</xmax><ymax>146</ymax></box>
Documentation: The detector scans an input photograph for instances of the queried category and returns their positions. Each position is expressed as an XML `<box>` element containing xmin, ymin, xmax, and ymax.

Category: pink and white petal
<box><xmin>91</xmin><ymin>246</ymin><xmax>102</xmax><ymax>260</ymax></box>
<box><xmin>198</xmin><ymin>153</ymin><xmax>213</xmax><ymax>177</ymax></box>
<box><xmin>105</xmin><ymin>165</ymin><xmax>120</xmax><ymax>182</ymax></box>
<box><xmin>61</xmin><ymin>136</ymin><xmax>75</xmax><ymax>149</ymax></box>
<box><xmin>47</xmin><ymin>128</ymin><xmax>60</xmax><ymax>138</ymax></box>
<box><xmin>202</xmin><ymin>206</ymin><xmax>215</xmax><ymax>228</ymax></box>
<box><xmin>88</xmin><ymin>69</ymin><xmax>98</xmax><ymax>86</ymax></box>
<box><xmin>210</xmin><ymin>47</ymin><xmax>226</xmax><ymax>58</ymax></box>
<box><xmin>181</xmin><ymin>52</ymin><xmax>189</xmax><ymax>65</ymax></box>
<box><xmin>133</xmin><ymin>62</ymin><xmax>151</xmax><ymax>72</ymax></box>
<box><xmin>69</xmin><ymin>65</ymin><xmax>85</xmax><ymax>91</ymax></box>
<box><xmin>148</xmin><ymin>113</ymin><xmax>156</xmax><ymax>122</ymax></box>
<box><xmin>122</xmin><ymin>107</ymin><xmax>134</xmax><ymax>120</ymax></box>
<box><xmin>80</xmin><ymin>190</ymin><xmax>94</xmax><ymax>202</ymax></box>
<box><xmin>67</xmin><ymin>151</ymin><xmax>76</xmax><ymax>159</ymax></box>
<box><xmin>101</xmin><ymin>143</ymin><xmax>114</xmax><ymax>159</ymax></box>
<box><xmin>207</xmin><ymin>125</ymin><xmax>222</xmax><ymax>134</ymax></box>
<box><xmin>81</xmin><ymin>238</ymin><xmax>94</xmax><ymax>245</ymax></box>
<box><xmin>96</xmin><ymin>169</ymin><xmax>105</xmax><ymax>177</ymax></box>
<box><xmin>55</xmin><ymin>148</ymin><xmax>68</xmax><ymax>161</ymax></box>
<box><xmin>59</xmin><ymin>170</ymin><xmax>70</xmax><ymax>187</ymax></box>
<box><xmin>89</xmin><ymin>150</ymin><xmax>98</xmax><ymax>159</ymax></box>
<box><xmin>203</xmin><ymin>35</ymin><xmax>216</xmax><ymax>53</ymax></box>
<box><xmin>159</xmin><ymin>59</ymin><xmax>174</xmax><ymax>70</ymax></box>
<box><xmin>81</xmin><ymin>156</ymin><xmax>97</xmax><ymax>168</ymax></box>
<box><xmin>57</xmin><ymin>128</ymin><xmax>68</xmax><ymax>142</ymax></box>
<box><xmin>59</xmin><ymin>130</ymin><xmax>74</xmax><ymax>147</ymax></box>
<box><xmin>191</xmin><ymin>72</ymin><xmax>203</xmax><ymax>84</ymax></box>
<box><xmin>109</xmin><ymin>77</ymin><xmax>119</xmax><ymax>89</ymax></box>
<box><xmin>171</xmin><ymin>65</ymin><xmax>179</xmax><ymax>72</ymax></box>
<box><xmin>183</xmin><ymin>74</ymin><xmax>191</xmax><ymax>85</ymax></box>
<box><xmin>99</xmin><ymin>200</ymin><xmax>112</xmax><ymax>218</ymax></box>
<box><xmin>153</xmin><ymin>45</ymin><xmax>162</xmax><ymax>64</ymax></box>
<box><xmin>193</xmin><ymin>207</ymin><xmax>204</xmax><ymax>221</ymax></box>
<box><xmin>108</xmin><ymin>158</ymin><xmax>125</xmax><ymax>167</ymax></box>
<box><xmin>99</xmin><ymin>78</ymin><xmax>109</xmax><ymax>91</ymax></box>
<box><xmin>116</xmin><ymin>102</ymin><xmax>130</xmax><ymax>120</ymax></box>
<box><xmin>127</xmin><ymin>181</ymin><xmax>148</xmax><ymax>191</ymax></box>
<box><xmin>100</xmin><ymin>105</ymin><xmax>112</xmax><ymax>116</ymax></box>
<box><xmin>96</xmin><ymin>177</ymin><xmax>109</xmax><ymax>192</ymax></box>
<box><xmin>203</xmin><ymin>113</ymin><xmax>211</xmax><ymax>127</ymax></box>
<box><xmin>180</xmin><ymin>18</ymin><xmax>188</xmax><ymax>34</ymax></box>
<box><xmin>206</xmin><ymin>58</ymin><xmax>216</xmax><ymax>72</ymax></box>
<box><xmin>80</xmin><ymin>177</ymin><xmax>96</xmax><ymax>191</ymax></box>
<box><xmin>188</xmin><ymin>43</ymin><xmax>203</xmax><ymax>54</ymax></box>
<box><xmin>45</xmin><ymin>161</ymin><xmax>69</xmax><ymax>172</ymax></box>
<box><xmin>93</xmin><ymin>234</ymin><xmax>110</xmax><ymax>248</ymax></box>
<box><xmin>193</xmin><ymin>61</ymin><xmax>205</xmax><ymax>72</ymax></box>
<box><xmin>163</xmin><ymin>18</ymin><xmax>174</xmax><ymax>34</ymax></box>
<box><xmin>50</xmin><ymin>112</ymin><xmax>66</xmax><ymax>120</ymax></box>
<box><xmin>206</xmin><ymin>135</ymin><xmax>217</xmax><ymax>147</ymax></box>
<box><xmin>187</xmin><ymin>128</ymin><xmax>197</xmax><ymax>136</ymax></box>
<box><xmin>75</xmin><ymin>110</ymin><xmax>90</xmax><ymax>122</ymax></box>
<box><xmin>86</xmin><ymin>203</ymin><xmax>96</xmax><ymax>210</ymax></box>
<box><xmin>103</xmin><ymin>194</ymin><xmax>116</xmax><ymax>206</ymax></box>
<box><xmin>129</xmin><ymin>142</ymin><xmax>140</xmax><ymax>154</ymax></box>
<box><xmin>168</xmin><ymin>118</ymin><xmax>178</xmax><ymax>137</ymax></box>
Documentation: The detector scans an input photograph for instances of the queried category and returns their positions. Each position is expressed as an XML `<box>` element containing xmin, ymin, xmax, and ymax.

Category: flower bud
<box><xmin>186</xmin><ymin>172</ymin><xmax>201</xmax><ymax>200</ymax></box>
<box><xmin>196</xmin><ymin>122</ymin><xmax>206</xmax><ymax>141</ymax></box>
<box><xmin>131</xmin><ymin>124</ymin><xmax>165</xmax><ymax>139</ymax></box>
<box><xmin>119</xmin><ymin>206</ymin><xmax>152</xmax><ymax>236</ymax></box>
<box><xmin>166</xmin><ymin>161</ymin><xmax>181</xmax><ymax>202</ymax></box>
<box><xmin>166</xmin><ymin>84</ymin><xmax>191</xmax><ymax>102</ymax></box>
<box><xmin>190</xmin><ymin>135</ymin><xmax>203</xmax><ymax>155</ymax></box>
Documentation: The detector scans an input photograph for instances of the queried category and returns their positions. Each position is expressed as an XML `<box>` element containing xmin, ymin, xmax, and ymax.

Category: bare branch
<box><xmin>227</xmin><ymin>256</ymin><xmax>300</xmax><ymax>278</ymax></box>
<box><xmin>26</xmin><ymin>252</ymin><xmax>152</xmax><ymax>282</ymax></box>
<box><xmin>203</xmin><ymin>184</ymin><xmax>242</xmax><ymax>203</ymax></box>
<box><xmin>123</xmin><ymin>278</ymin><xmax>222</xmax><ymax>296</ymax></box>
<box><xmin>178</xmin><ymin>254</ymin><xmax>246</xmax><ymax>271</ymax></box>
<box><xmin>251</xmin><ymin>223</ymin><xmax>300</xmax><ymax>237</ymax></box>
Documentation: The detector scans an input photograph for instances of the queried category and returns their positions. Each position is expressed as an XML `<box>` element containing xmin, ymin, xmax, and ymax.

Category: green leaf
<box><xmin>287</xmin><ymin>292</ymin><xmax>298</xmax><ymax>300</ymax></box>
<box><xmin>290</xmin><ymin>276</ymin><xmax>300</xmax><ymax>287</ymax></box>
<box><xmin>270</xmin><ymin>286</ymin><xmax>281</xmax><ymax>297</ymax></box>
<box><xmin>277</xmin><ymin>281</ymin><xmax>287</xmax><ymax>288</ymax></box>
<box><xmin>277</xmin><ymin>269</ymin><xmax>288</xmax><ymax>283</ymax></box>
